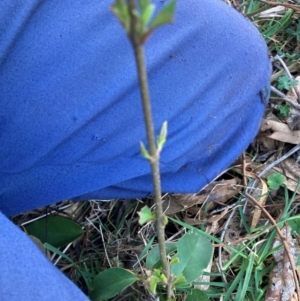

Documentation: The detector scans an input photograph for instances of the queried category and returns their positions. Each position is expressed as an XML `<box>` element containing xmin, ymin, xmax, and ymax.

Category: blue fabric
<box><xmin>0</xmin><ymin>211</ymin><xmax>89</xmax><ymax>301</ymax></box>
<box><xmin>0</xmin><ymin>0</ymin><xmax>271</xmax><ymax>217</ymax></box>
<box><xmin>0</xmin><ymin>0</ymin><xmax>271</xmax><ymax>300</ymax></box>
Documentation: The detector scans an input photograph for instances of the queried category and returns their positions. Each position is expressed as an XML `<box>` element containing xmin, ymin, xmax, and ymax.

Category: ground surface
<box><xmin>13</xmin><ymin>1</ymin><xmax>300</xmax><ymax>300</ymax></box>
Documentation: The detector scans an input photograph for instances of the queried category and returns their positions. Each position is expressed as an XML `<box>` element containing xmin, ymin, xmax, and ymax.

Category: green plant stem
<box><xmin>127</xmin><ymin>0</ymin><xmax>172</xmax><ymax>298</ymax></box>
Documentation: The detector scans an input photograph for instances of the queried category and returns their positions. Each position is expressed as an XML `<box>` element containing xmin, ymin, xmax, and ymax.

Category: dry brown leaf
<box><xmin>259</xmin><ymin>5</ymin><xmax>286</xmax><ymax>18</ymax></box>
<box><xmin>204</xmin><ymin>207</ymin><xmax>229</xmax><ymax>234</ymax></box>
<box><xmin>183</xmin><ymin>215</ymin><xmax>206</xmax><ymax>226</ymax></box>
<box><xmin>265</xmin><ymin>225</ymin><xmax>298</xmax><ymax>301</ymax></box>
<box><xmin>223</xmin><ymin>214</ymin><xmax>241</xmax><ymax>244</ymax></box>
<box><xmin>250</xmin><ymin>177</ymin><xmax>268</xmax><ymax>229</ymax></box>
<box><xmin>256</xmin><ymin>132</ymin><xmax>277</xmax><ymax>151</ymax></box>
<box><xmin>163</xmin><ymin>179</ymin><xmax>242</xmax><ymax>214</ymax></box>
<box><xmin>261</xmin><ymin>119</ymin><xmax>300</xmax><ymax>144</ymax></box>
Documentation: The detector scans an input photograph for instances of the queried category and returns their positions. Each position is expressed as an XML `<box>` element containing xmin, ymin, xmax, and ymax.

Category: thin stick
<box><xmin>127</xmin><ymin>1</ymin><xmax>172</xmax><ymax>298</ymax></box>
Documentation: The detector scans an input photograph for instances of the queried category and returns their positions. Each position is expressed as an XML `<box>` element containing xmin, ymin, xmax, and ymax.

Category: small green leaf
<box><xmin>111</xmin><ymin>0</ymin><xmax>131</xmax><ymax>33</ymax></box>
<box><xmin>89</xmin><ymin>268</ymin><xmax>138</xmax><ymax>301</ymax></box>
<box><xmin>157</xmin><ymin>121</ymin><xmax>168</xmax><ymax>151</ymax></box>
<box><xmin>149</xmin><ymin>0</ymin><xmax>176</xmax><ymax>32</ymax></box>
<box><xmin>170</xmin><ymin>256</ymin><xmax>180</xmax><ymax>265</ymax></box>
<box><xmin>138</xmin><ymin>205</ymin><xmax>155</xmax><ymax>225</ymax></box>
<box><xmin>139</xmin><ymin>0</ymin><xmax>155</xmax><ymax>27</ymax></box>
<box><xmin>277</xmin><ymin>75</ymin><xmax>298</xmax><ymax>91</ymax></box>
<box><xmin>25</xmin><ymin>216</ymin><xmax>83</xmax><ymax>248</ymax></box>
<box><xmin>171</xmin><ymin>231</ymin><xmax>213</xmax><ymax>283</ymax></box>
<box><xmin>267</xmin><ymin>173</ymin><xmax>286</xmax><ymax>190</ymax></box>
<box><xmin>140</xmin><ymin>141</ymin><xmax>152</xmax><ymax>160</ymax></box>
<box><xmin>163</xmin><ymin>214</ymin><xmax>168</xmax><ymax>226</ymax></box>
<box><xmin>185</xmin><ymin>289</ymin><xmax>210</xmax><ymax>301</ymax></box>
<box><xmin>279</xmin><ymin>104</ymin><xmax>290</xmax><ymax>116</ymax></box>
<box><xmin>148</xmin><ymin>269</ymin><xmax>162</xmax><ymax>293</ymax></box>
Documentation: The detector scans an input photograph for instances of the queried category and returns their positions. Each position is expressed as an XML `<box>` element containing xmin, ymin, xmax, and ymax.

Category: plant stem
<box><xmin>127</xmin><ymin>0</ymin><xmax>172</xmax><ymax>298</ymax></box>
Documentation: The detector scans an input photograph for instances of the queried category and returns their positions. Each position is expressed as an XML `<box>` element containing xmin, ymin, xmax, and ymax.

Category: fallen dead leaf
<box><xmin>204</xmin><ymin>207</ymin><xmax>229</xmax><ymax>234</ymax></box>
<box><xmin>163</xmin><ymin>178</ymin><xmax>242</xmax><ymax>215</ymax></box>
<box><xmin>261</xmin><ymin>119</ymin><xmax>300</xmax><ymax>144</ymax></box>
<box><xmin>259</xmin><ymin>5</ymin><xmax>286</xmax><ymax>18</ymax></box>
<box><xmin>251</xmin><ymin>177</ymin><xmax>268</xmax><ymax>229</ymax></box>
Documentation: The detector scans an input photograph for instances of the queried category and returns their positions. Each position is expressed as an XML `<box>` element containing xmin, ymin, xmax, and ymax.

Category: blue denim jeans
<box><xmin>0</xmin><ymin>0</ymin><xmax>271</xmax><ymax>299</ymax></box>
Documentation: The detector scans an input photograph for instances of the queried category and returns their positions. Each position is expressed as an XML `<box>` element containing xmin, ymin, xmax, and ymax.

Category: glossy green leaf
<box><xmin>25</xmin><ymin>216</ymin><xmax>83</xmax><ymax>248</ymax></box>
<box><xmin>149</xmin><ymin>0</ymin><xmax>176</xmax><ymax>32</ymax></box>
<box><xmin>89</xmin><ymin>267</ymin><xmax>138</xmax><ymax>300</ymax></box>
<box><xmin>171</xmin><ymin>231</ymin><xmax>213</xmax><ymax>283</ymax></box>
<box><xmin>185</xmin><ymin>289</ymin><xmax>210</xmax><ymax>301</ymax></box>
<box><xmin>146</xmin><ymin>243</ymin><xmax>177</xmax><ymax>268</ymax></box>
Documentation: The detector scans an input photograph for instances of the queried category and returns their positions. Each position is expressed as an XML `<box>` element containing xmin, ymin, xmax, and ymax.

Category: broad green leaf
<box><xmin>149</xmin><ymin>0</ymin><xmax>176</xmax><ymax>32</ymax></box>
<box><xmin>138</xmin><ymin>205</ymin><xmax>155</xmax><ymax>225</ymax></box>
<box><xmin>185</xmin><ymin>289</ymin><xmax>210</xmax><ymax>301</ymax></box>
<box><xmin>25</xmin><ymin>216</ymin><xmax>83</xmax><ymax>248</ymax></box>
<box><xmin>111</xmin><ymin>0</ymin><xmax>130</xmax><ymax>33</ymax></box>
<box><xmin>171</xmin><ymin>231</ymin><xmax>213</xmax><ymax>283</ymax></box>
<box><xmin>267</xmin><ymin>173</ymin><xmax>285</xmax><ymax>190</ymax></box>
<box><xmin>146</xmin><ymin>243</ymin><xmax>177</xmax><ymax>268</ymax></box>
<box><xmin>89</xmin><ymin>267</ymin><xmax>138</xmax><ymax>300</ymax></box>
